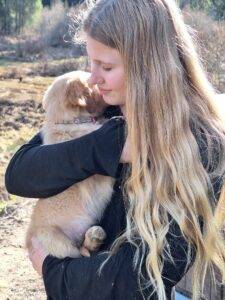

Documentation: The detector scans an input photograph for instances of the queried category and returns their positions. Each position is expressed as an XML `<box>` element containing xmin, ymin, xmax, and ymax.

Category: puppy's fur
<box><xmin>26</xmin><ymin>71</ymin><xmax>114</xmax><ymax>258</ymax></box>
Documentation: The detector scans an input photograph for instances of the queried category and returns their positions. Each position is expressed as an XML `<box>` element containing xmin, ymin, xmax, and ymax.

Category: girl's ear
<box><xmin>65</xmin><ymin>79</ymin><xmax>91</xmax><ymax>108</ymax></box>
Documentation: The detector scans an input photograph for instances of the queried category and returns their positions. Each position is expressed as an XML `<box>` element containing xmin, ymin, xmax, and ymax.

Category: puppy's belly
<box><xmin>60</xmin><ymin>217</ymin><xmax>93</xmax><ymax>243</ymax></box>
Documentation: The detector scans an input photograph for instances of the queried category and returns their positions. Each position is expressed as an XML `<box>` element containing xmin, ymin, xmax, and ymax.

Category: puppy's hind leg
<box><xmin>36</xmin><ymin>226</ymin><xmax>80</xmax><ymax>259</ymax></box>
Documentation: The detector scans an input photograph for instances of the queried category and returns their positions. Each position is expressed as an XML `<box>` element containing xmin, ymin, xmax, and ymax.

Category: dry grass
<box><xmin>0</xmin><ymin>69</ymin><xmax>52</xmax><ymax>206</ymax></box>
<box><xmin>0</xmin><ymin>57</ymin><xmax>87</xmax><ymax>78</ymax></box>
<box><xmin>0</xmin><ymin>77</ymin><xmax>52</xmax><ymax>102</ymax></box>
<box><xmin>184</xmin><ymin>9</ymin><xmax>225</xmax><ymax>93</ymax></box>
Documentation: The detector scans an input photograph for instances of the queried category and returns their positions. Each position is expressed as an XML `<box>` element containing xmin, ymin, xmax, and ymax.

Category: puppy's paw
<box><xmin>83</xmin><ymin>226</ymin><xmax>106</xmax><ymax>252</ymax></box>
<box><xmin>80</xmin><ymin>246</ymin><xmax>91</xmax><ymax>257</ymax></box>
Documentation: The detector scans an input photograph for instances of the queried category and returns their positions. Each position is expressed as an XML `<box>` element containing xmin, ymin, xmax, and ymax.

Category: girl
<box><xmin>5</xmin><ymin>0</ymin><xmax>225</xmax><ymax>299</ymax></box>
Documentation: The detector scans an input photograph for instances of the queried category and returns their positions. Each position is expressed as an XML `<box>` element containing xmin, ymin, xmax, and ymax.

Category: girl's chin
<box><xmin>103</xmin><ymin>95</ymin><xmax>124</xmax><ymax>106</ymax></box>
<box><xmin>102</xmin><ymin>97</ymin><xmax>116</xmax><ymax>105</ymax></box>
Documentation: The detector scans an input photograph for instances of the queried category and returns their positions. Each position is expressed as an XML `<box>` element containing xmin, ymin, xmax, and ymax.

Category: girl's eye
<box><xmin>102</xmin><ymin>66</ymin><xmax>112</xmax><ymax>71</ymax></box>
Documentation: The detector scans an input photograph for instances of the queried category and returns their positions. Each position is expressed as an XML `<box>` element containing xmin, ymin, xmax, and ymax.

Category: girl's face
<box><xmin>86</xmin><ymin>35</ymin><xmax>126</xmax><ymax>108</ymax></box>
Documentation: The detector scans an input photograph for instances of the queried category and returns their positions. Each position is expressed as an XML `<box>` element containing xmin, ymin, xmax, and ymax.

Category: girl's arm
<box><xmin>5</xmin><ymin>118</ymin><xmax>125</xmax><ymax>198</ymax></box>
<box><xmin>40</xmin><ymin>217</ymin><xmax>196</xmax><ymax>300</ymax></box>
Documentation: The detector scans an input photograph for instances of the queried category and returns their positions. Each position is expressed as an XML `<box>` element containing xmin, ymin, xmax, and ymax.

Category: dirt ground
<box><xmin>0</xmin><ymin>73</ymin><xmax>50</xmax><ymax>299</ymax></box>
<box><xmin>0</xmin><ymin>199</ymin><xmax>46</xmax><ymax>300</ymax></box>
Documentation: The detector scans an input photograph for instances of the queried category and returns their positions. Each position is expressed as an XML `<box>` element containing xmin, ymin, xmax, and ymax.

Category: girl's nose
<box><xmin>88</xmin><ymin>72</ymin><xmax>104</xmax><ymax>86</ymax></box>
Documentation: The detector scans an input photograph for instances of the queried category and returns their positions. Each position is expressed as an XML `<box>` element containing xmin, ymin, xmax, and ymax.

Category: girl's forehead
<box><xmin>86</xmin><ymin>35</ymin><xmax>122</xmax><ymax>64</ymax></box>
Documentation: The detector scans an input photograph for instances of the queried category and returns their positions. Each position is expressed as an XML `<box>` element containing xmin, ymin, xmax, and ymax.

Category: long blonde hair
<box><xmin>78</xmin><ymin>0</ymin><xmax>225</xmax><ymax>299</ymax></box>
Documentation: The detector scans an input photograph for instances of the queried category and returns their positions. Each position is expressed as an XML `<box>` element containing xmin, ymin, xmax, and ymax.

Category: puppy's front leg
<box><xmin>83</xmin><ymin>226</ymin><xmax>106</xmax><ymax>252</ymax></box>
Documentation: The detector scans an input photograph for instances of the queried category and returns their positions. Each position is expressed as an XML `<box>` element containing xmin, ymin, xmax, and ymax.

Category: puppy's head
<box><xmin>65</xmin><ymin>74</ymin><xmax>107</xmax><ymax>117</ymax></box>
<box><xmin>43</xmin><ymin>71</ymin><xmax>107</xmax><ymax>122</ymax></box>
<box><xmin>64</xmin><ymin>76</ymin><xmax>91</xmax><ymax>109</ymax></box>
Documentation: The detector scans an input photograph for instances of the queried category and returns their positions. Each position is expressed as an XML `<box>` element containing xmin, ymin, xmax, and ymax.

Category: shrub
<box><xmin>37</xmin><ymin>1</ymin><xmax>70</xmax><ymax>48</ymax></box>
<box><xmin>15</xmin><ymin>37</ymin><xmax>43</xmax><ymax>59</ymax></box>
<box><xmin>13</xmin><ymin>1</ymin><xmax>82</xmax><ymax>60</ymax></box>
<box><xmin>184</xmin><ymin>9</ymin><xmax>225</xmax><ymax>92</ymax></box>
<box><xmin>34</xmin><ymin>56</ymin><xmax>88</xmax><ymax>76</ymax></box>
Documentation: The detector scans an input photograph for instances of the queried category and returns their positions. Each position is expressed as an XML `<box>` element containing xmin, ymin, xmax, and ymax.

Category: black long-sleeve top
<box><xmin>5</xmin><ymin>112</ymin><xmax>224</xmax><ymax>300</ymax></box>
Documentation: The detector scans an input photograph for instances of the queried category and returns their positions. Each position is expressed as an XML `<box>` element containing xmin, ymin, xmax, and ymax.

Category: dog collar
<box><xmin>55</xmin><ymin>116</ymin><xmax>97</xmax><ymax>125</ymax></box>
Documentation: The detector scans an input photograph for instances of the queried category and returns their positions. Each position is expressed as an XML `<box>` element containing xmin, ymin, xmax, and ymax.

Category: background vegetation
<box><xmin>0</xmin><ymin>1</ymin><xmax>224</xmax><ymax>88</ymax></box>
<box><xmin>179</xmin><ymin>0</ymin><xmax>225</xmax><ymax>19</ymax></box>
<box><xmin>0</xmin><ymin>0</ymin><xmax>225</xmax><ymax>36</ymax></box>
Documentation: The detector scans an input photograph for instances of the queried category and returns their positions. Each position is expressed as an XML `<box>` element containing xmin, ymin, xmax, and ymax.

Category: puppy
<box><xmin>26</xmin><ymin>71</ymin><xmax>114</xmax><ymax>258</ymax></box>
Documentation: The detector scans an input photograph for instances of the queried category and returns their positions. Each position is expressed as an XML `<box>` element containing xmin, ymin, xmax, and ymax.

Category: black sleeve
<box><xmin>41</xmin><ymin>134</ymin><xmax>225</xmax><ymax>299</ymax></box>
<box><xmin>42</xmin><ymin>244</ymin><xmax>141</xmax><ymax>300</ymax></box>
<box><xmin>42</xmin><ymin>219</ymin><xmax>196</xmax><ymax>300</ymax></box>
<box><xmin>41</xmin><ymin>130</ymin><xmax>225</xmax><ymax>300</ymax></box>
<box><xmin>5</xmin><ymin>118</ymin><xmax>125</xmax><ymax>198</ymax></box>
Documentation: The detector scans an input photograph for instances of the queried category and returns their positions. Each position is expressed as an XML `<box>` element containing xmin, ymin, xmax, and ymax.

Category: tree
<box><xmin>42</xmin><ymin>0</ymin><xmax>51</xmax><ymax>6</ymax></box>
<box><xmin>179</xmin><ymin>0</ymin><xmax>190</xmax><ymax>10</ymax></box>
<box><xmin>42</xmin><ymin>0</ymin><xmax>84</xmax><ymax>7</ymax></box>
<box><xmin>189</xmin><ymin>0</ymin><xmax>212</xmax><ymax>11</ymax></box>
<box><xmin>0</xmin><ymin>0</ymin><xmax>13</xmax><ymax>35</ymax></box>
<box><xmin>211</xmin><ymin>0</ymin><xmax>225</xmax><ymax>19</ymax></box>
<box><xmin>179</xmin><ymin>0</ymin><xmax>225</xmax><ymax>20</ymax></box>
<box><xmin>0</xmin><ymin>0</ymin><xmax>43</xmax><ymax>35</ymax></box>
<box><xmin>66</xmin><ymin>0</ymin><xmax>84</xmax><ymax>6</ymax></box>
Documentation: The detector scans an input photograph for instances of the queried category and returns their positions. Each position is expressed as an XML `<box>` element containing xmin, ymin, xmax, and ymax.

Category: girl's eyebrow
<box><xmin>91</xmin><ymin>59</ymin><xmax>116</xmax><ymax>65</ymax></box>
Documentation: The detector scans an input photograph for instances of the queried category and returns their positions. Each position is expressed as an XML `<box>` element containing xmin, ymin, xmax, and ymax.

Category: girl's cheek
<box><xmin>108</xmin><ymin>74</ymin><xmax>122</xmax><ymax>88</ymax></box>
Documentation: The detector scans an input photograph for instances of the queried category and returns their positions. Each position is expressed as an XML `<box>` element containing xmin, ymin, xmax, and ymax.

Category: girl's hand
<box><xmin>28</xmin><ymin>237</ymin><xmax>48</xmax><ymax>276</ymax></box>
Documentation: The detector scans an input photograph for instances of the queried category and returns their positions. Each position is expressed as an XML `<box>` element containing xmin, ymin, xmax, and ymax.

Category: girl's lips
<box><xmin>99</xmin><ymin>88</ymin><xmax>111</xmax><ymax>95</ymax></box>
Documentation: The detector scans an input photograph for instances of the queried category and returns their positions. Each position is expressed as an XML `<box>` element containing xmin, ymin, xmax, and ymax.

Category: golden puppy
<box><xmin>26</xmin><ymin>71</ymin><xmax>114</xmax><ymax>258</ymax></box>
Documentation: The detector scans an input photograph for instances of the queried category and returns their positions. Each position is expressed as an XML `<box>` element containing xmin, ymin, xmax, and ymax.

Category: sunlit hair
<box><xmin>76</xmin><ymin>0</ymin><xmax>225</xmax><ymax>299</ymax></box>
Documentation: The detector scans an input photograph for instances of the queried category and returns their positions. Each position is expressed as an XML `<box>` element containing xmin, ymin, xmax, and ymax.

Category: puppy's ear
<box><xmin>65</xmin><ymin>79</ymin><xmax>91</xmax><ymax>108</ymax></box>
<box><xmin>42</xmin><ymin>84</ymin><xmax>52</xmax><ymax>111</ymax></box>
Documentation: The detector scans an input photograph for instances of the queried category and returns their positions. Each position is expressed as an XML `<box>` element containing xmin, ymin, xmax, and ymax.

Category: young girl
<box><xmin>5</xmin><ymin>0</ymin><xmax>225</xmax><ymax>299</ymax></box>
